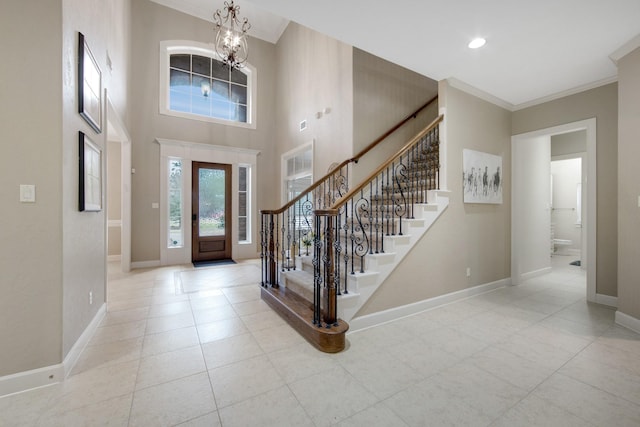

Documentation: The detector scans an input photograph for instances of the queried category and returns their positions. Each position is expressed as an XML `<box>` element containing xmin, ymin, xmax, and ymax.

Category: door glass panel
<box><xmin>199</xmin><ymin>168</ymin><xmax>225</xmax><ymax>237</ymax></box>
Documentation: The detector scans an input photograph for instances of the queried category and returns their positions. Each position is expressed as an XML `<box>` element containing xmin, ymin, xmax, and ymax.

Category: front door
<box><xmin>192</xmin><ymin>162</ymin><xmax>231</xmax><ymax>262</ymax></box>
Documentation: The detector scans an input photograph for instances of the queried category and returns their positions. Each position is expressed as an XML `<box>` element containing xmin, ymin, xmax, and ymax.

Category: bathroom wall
<box><xmin>551</xmin><ymin>157</ymin><xmax>582</xmax><ymax>254</ymax></box>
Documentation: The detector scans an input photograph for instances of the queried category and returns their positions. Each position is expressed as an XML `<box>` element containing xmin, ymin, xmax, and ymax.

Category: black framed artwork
<box><xmin>78</xmin><ymin>32</ymin><xmax>102</xmax><ymax>133</ymax></box>
<box><xmin>79</xmin><ymin>131</ymin><xmax>102</xmax><ymax>212</ymax></box>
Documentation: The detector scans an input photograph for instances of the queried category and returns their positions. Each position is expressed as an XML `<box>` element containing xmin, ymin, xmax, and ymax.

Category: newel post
<box><xmin>314</xmin><ymin>208</ymin><xmax>339</xmax><ymax>326</ymax></box>
<box><xmin>262</xmin><ymin>211</ymin><xmax>277</xmax><ymax>287</ymax></box>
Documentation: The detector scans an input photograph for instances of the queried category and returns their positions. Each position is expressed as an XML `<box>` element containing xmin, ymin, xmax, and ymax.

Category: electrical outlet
<box><xmin>89</xmin><ymin>291</ymin><xmax>93</xmax><ymax>305</ymax></box>
<box><xmin>466</xmin><ymin>267</ymin><xmax>471</xmax><ymax>277</ymax></box>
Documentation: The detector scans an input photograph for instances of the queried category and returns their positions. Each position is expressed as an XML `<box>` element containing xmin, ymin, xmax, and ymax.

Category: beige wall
<box><xmin>61</xmin><ymin>0</ymin><xmax>131</xmax><ymax>356</ymax></box>
<box><xmin>617</xmin><ymin>47</ymin><xmax>640</xmax><ymax>319</ymax></box>
<box><xmin>129</xmin><ymin>0</ymin><xmax>278</xmax><ymax>262</ymax></box>
<box><xmin>551</xmin><ymin>130</ymin><xmax>586</xmax><ymax>157</ymax></box>
<box><xmin>357</xmin><ymin>82</ymin><xmax>512</xmax><ymax>316</ymax></box>
<box><xmin>0</xmin><ymin>0</ymin><xmax>130</xmax><ymax>376</ymax></box>
<box><xmin>512</xmin><ymin>83</ymin><xmax>618</xmax><ymax>297</ymax></box>
<box><xmin>352</xmin><ymin>49</ymin><xmax>439</xmax><ymax>183</ymax></box>
<box><xmin>274</xmin><ymin>22</ymin><xmax>353</xmax><ymax>192</ymax></box>
<box><xmin>0</xmin><ymin>0</ymin><xmax>64</xmax><ymax>376</ymax></box>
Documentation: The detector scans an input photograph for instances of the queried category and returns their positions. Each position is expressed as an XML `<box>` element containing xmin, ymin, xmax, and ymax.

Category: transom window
<box><xmin>159</xmin><ymin>41</ymin><xmax>256</xmax><ymax>128</ymax></box>
<box><xmin>170</xmin><ymin>54</ymin><xmax>247</xmax><ymax>122</ymax></box>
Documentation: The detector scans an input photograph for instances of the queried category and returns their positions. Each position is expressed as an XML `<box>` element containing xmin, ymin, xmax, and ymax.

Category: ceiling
<box><xmin>152</xmin><ymin>0</ymin><xmax>640</xmax><ymax>110</ymax></box>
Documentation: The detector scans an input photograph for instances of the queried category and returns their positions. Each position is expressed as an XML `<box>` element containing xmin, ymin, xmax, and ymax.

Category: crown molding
<box><xmin>512</xmin><ymin>76</ymin><xmax>618</xmax><ymax>111</ymax></box>
<box><xmin>155</xmin><ymin>138</ymin><xmax>261</xmax><ymax>156</ymax></box>
<box><xmin>446</xmin><ymin>78</ymin><xmax>514</xmax><ymax>111</ymax></box>
<box><xmin>609</xmin><ymin>33</ymin><xmax>640</xmax><ymax>65</ymax></box>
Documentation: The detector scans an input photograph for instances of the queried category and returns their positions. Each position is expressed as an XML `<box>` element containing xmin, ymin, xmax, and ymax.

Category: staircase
<box><xmin>261</xmin><ymin>102</ymin><xmax>446</xmax><ymax>353</ymax></box>
<box><xmin>281</xmin><ymin>190</ymin><xmax>449</xmax><ymax>322</ymax></box>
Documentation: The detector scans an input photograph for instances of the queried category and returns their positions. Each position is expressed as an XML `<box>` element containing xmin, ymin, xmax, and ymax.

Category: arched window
<box><xmin>159</xmin><ymin>41</ymin><xmax>256</xmax><ymax>128</ymax></box>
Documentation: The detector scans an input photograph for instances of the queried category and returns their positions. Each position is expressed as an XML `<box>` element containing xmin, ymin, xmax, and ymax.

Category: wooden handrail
<box><xmin>261</xmin><ymin>96</ymin><xmax>438</xmax><ymax>215</ymax></box>
<box><xmin>330</xmin><ymin>114</ymin><xmax>444</xmax><ymax>211</ymax></box>
<box><xmin>349</xmin><ymin>94</ymin><xmax>438</xmax><ymax>163</ymax></box>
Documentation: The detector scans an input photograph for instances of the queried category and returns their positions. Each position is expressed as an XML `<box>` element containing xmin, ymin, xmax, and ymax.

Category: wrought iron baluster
<box><xmin>341</xmin><ymin>207</ymin><xmax>349</xmax><ymax>294</ymax></box>
<box><xmin>268</xmin><ymin>213</ymin><xmax>276</xmax><ymax>287</ymax></box>
<box><xmin>350</xmin><ymin>198</ymin><xmax>355</xmax><ymax>275</ymax></box>
<box><xmin>313</xmin><ymin>215</ymin><xmax>322</xmax><ymax>325</ymax></box>
<box><xmin>260</xmin><ymin>213</ymin><xmax>265</xmax><ymax>286</ymax></box>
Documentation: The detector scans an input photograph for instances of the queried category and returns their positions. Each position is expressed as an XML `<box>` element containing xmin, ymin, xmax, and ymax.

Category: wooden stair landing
<box><xmin>261</xmin><ymin>285</ymin><xmax>348</xmax><ymax>353</ymax></box>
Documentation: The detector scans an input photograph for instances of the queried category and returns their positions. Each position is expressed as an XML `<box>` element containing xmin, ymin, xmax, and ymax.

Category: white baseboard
<box><xmin>615</xmin><ymin>311</ymin><xmax>640</xmax><ymax>334</ymax></box>
<box><xmin>131</xmin><ymin>260</ymin><xmax>161</xmax><ymax>269</ymax></box>
<box><xmin>521</xmin><ymin>267</ymin><xmax>552</xmax><ymax>282</ymax></box>
<box><xmin>595</xmin><ymin>293</ymin><xmax>618</xmax><ymax>308</ymax></box>
<box><xmin>0</xmin><ymin>363</ymin><xmax>63</xmax><ymax>398</ymax></box>
<box><xmin>63</xmin><ymin>303</ymin><xmax>106</xmax><ymax>378</ymax></box>
<box><xmin>348</xmin><ymin>277</ymin><xmax>511</xmax><ymax>332</ymax></box>
<box><xmin>107</xmin><ymin>255</ymin><xmax>122</xmax><ymax>262</ymax></box>
<box><xmin>0</xmin><ymin>304</ymin><xmax>106</xmax><ymax>398</ymax></box>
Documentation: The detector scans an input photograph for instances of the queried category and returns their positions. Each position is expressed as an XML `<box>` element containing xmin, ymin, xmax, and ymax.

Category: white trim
<box><xmin>348</xmin><ymin>278</ymin><xmax>510</xmax><ymax>332</ymax></box>
<box><xmin>520</xmin><ymin>267</ymin><xmax>553</xmax><ymax>282</ymax></box>
<box><xmin>281</xmin><ymin>140</ymin><xmax>314</xmax><ymax>205</ymax></box>
<box><xmin>595</xmin><ymin>293</ymin><xmax>618</xmax><ymax>308</ymax></box>
<box><xmin>131</xmin><ymin>260</ymin><xmax>161</xmax><ymax>269</ymax></box>
<box><xmin>437</xmin><ymin>102</ymin><xmax>448</xmax><ymax>191</ymax></box>
<box><xmin>447</xmin><ymin>76</ymin><xmax>618</xmax><ymax>113</ymax></box>
<box><xmin>158</xmin><ymin>40</ymin><xmax>257</xmax><ymax>129</ymax></box>
<box><xmin>107</xmin><ymin>220</ymin><xmax>122</xmax><ymax>227</ymax></box>
<box><xmin>0</xmin><ymin>364</ymin><xmax>63</xmax><ymax>398</ymax></box>
<box><xmin>511</xmin><ymin>118</ymin><xmax>596</xmax><ymax>302</ymax></box>
<box><xmin>0</xmin><ymin>304</ymin><xmax>106</xmax><ymax>397</ymax></box>
<box><xmin>156</xmin><ymin>138</ymin><xmax>260</xmax><ymax>155</ymax></box>
<box><xmin>106</xmin><ymin>98</ymin><xmax>132</xmax><ymax>273</ymax></box>
<box><xmin>609</xmin><ymin>33</ymin><xmax>640</xmax><ymax>64</ymax></box>
<box><xmin>512</xmin><ymin>77</ymin><xmax>618</xmax><ymax>111</ymax></box>
<box><xmin>107</xmin><ymin>255</ymin><xmax>122</xmax><ymax>262</ymax></box>
<box><xmin>62</xmin><ymin>304</ymin><xmax>106</xmax><ymax>378</ymax></box>
<box><xmin>446</xmin><ymin>78</ymin><xmax>513</xmax><ymax>111</ymax></box>
<box><xmin>156</xmin><ymin>138</ymin><xmax>261</xmax><ymax>265</ymax></box>
<box><xmin>615</xmin><ymin>311</ymin><xmax>640</xmax><ymax>334</ymax></box>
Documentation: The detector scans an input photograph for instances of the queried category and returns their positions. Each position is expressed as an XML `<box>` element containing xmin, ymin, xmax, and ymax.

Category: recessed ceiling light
<box><xmin>468</xmin><ymin>38</ymin><xmax>486</xmax><ymax>49</ymax></box>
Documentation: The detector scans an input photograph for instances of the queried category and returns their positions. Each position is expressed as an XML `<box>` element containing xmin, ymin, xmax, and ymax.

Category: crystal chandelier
<box><xmin>213</xmin><ymin>1</ymin><xmax>251</xmax><ymax>69</ymax></box>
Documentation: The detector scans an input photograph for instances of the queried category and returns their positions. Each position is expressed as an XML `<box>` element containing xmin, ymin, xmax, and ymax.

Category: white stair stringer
<box><xmin>337</xmin><ymin>190</ymin><xmax>450</xmax><ymax>323</ymax></box>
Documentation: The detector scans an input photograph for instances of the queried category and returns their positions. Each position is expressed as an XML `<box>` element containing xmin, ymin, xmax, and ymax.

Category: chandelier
<box><xmin>213</xmin><ymin>1</ymin><xmax>251</xmax><ymax>69</ymax></box>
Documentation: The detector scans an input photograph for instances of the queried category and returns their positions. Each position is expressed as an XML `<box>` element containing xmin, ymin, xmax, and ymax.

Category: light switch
<box><xmin>152</xmin><ymin>202</ymin><xmax>159</xmax><ymax>209</ymax></box>
<box><xmin>20</xmin><ymin>185</ymin><xmax>36</xmax><ymax>203</ymax></box>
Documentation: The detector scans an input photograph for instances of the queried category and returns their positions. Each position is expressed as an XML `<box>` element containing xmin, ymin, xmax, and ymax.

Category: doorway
<box><xmin>511</xmin><ymin>118</ymin><xmax>596</xmax><ymax>302</ymax></box>
<box><xmin>550</xmin><ymin>154</ymin><xmax>585</xmax><ymax>262</ymax></box>
<box><xmin>106</xmin><ymin>98</ymin><xmax>132</xmax><ymax>273</ymax></box>
<box><xmin>192</xmin><ymin>162</ymin><xmax>232</xmax><ymax>262</ymax></box>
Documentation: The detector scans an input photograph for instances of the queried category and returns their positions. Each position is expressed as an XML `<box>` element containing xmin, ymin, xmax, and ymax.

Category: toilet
<box><xmin>553</xmin><ymin>239</ymin><xmax>573</xmax><ymax>254</ymax></box>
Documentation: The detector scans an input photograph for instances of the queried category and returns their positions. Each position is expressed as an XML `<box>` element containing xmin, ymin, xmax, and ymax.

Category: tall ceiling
<box><xmin>151</xmin><ymin>0</ymin><xmax>640</xmax><ymax>110</ymax></box>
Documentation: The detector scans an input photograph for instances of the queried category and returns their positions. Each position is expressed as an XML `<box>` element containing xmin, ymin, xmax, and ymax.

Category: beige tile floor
<box><xmin>2</xmin><ymin>256</ymin><xmax>640</xmax><ymax>426</ymax></box>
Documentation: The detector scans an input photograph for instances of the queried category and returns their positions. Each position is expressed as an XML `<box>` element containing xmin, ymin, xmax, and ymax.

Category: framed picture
<box><xmin>78</xmin><ymin>32</ymin><xmax>102</xmax><ymax>133</ymax></box>
<box><xmin>79</xmin><ymin>132</ymin><xmax>102</xmax><ymax>212</ymax></box>
<box><xmin>463</xmin><ymin>149</ymin><xmax>503</xmax><ymax>204</ymax></box>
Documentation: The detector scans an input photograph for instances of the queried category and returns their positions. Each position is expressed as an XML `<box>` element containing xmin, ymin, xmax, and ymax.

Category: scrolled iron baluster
<box><xmin>392</xmin><ymin>161</ymin><xmax>408</xmax><ymax>235</ymax></box>
<box><xmin>301</xmin><ymin>197</ymin><xmax>313</xmax><ymax>256</ymax></box>
<box><xmin>353</xmin><ymin>193</ymin><xmax>371</xmax><ymax>273</ymax></box>
<box><xmin>334</xmin><ymin>168</ymin><xmax>349</xmax><ymax>202</ymax></box>
<box><xmin>341</xmin><ymin>209</ymin><xmax>350</xmax><ymax>293</ymax></box>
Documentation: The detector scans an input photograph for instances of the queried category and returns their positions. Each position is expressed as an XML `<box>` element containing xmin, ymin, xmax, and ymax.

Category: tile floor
<box><xmin>2</xmin><ymin>257</ymin><xmax>640</xmax><ymax>426</ymax></box>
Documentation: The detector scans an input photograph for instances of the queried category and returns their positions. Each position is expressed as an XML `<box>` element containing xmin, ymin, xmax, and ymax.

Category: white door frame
<box><xmin>106</xmin><ymin>98</ymin><xmax>132</xmax><ymax>273</ymax></box>
<box><xmin>511</xmin><ymin>118</ymin><xmax>596</xmax><ymax>302</ymax></box>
